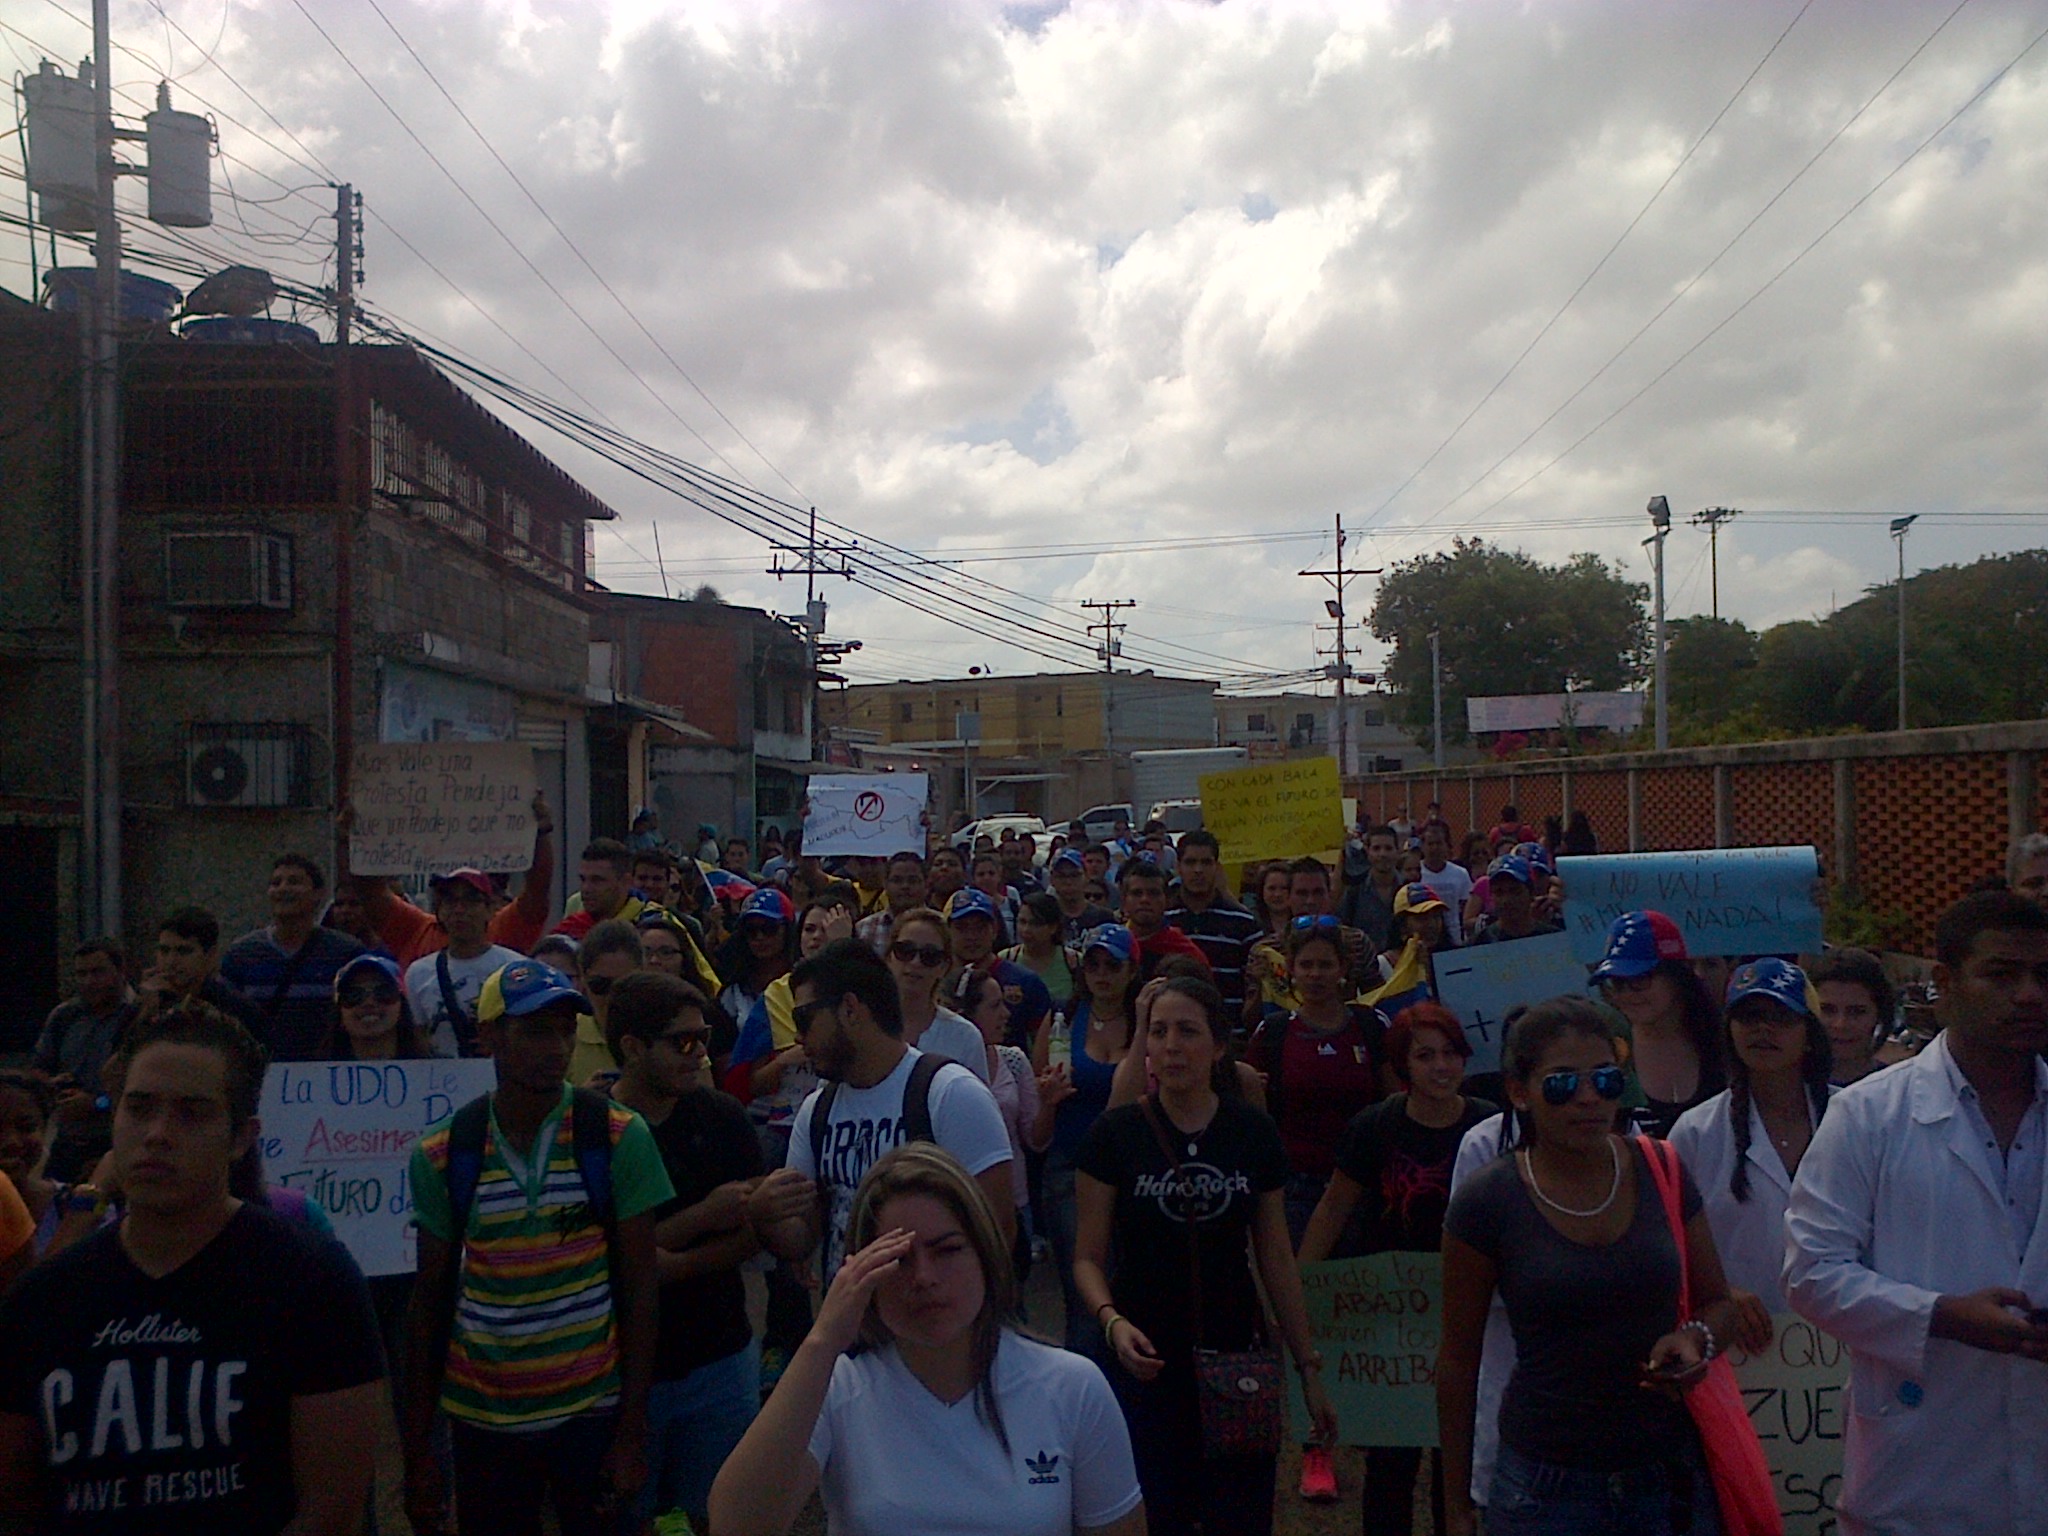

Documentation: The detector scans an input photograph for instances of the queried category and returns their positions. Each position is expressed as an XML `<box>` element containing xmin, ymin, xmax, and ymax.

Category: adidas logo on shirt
<box><xmin>1025</xmin><ymin>1451</ymin><xmax>1061</xmax><ymax>1486</ymax></box>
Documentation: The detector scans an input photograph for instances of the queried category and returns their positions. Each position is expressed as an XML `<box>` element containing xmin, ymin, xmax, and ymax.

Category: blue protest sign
<box><xmin>1432</xmin><ymin>931</ymin><xmax>1590</xmax><ymax>1074</ymax></box>
<box><xmin>1557</xmin><ymin>846</ymin><xmax>1822</xmax><ymax>963</ymax></box>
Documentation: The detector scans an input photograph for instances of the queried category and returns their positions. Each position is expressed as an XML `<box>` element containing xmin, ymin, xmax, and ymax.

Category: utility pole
<box><xmin>81</xmin><ymin>0</ymin><xmax>123</xmax><ymax>941</ymax></box>
<box><xmin>1430</xmin><ymin>628</ymin><xmax>1444</xmax><ymax>771</ymax></box>
<box><xmin>1082</xmin><ymin>599</ymin><xmax>1134</xmax><ymax>795</ymax></box>
<box><xmin>332</xmin><ymin>183</ymin><xmax>361</xmax><ymax>872</ymax></box>
<box><xmin>770</xmin><ymin>506</ymin><xmax>856</xmax><ymax>762</ymax></box>
<box><xmin>1891</xmin><ymin>515</ymin><xmax>1918</xmax><ymax>732</ymax></box>
<box><xmin>1689</xmin><ymin>506</ymin><xmax>1742</xmax><ymax>620</ymax></box>
<box><xmin>1300</xmin><ymin>513</ymin><xmax>1381</xmax><ymax>777</ymax></box>
<box><xmin>1646</xmin><ymin>496</ymin><xmax>1671</xmax><ymax>751</ymax></box>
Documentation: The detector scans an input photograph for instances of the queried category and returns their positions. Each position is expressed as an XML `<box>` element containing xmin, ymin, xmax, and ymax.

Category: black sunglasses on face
<box><xmin>790</xmin><ymin>998</ymin><xmax>833</xmax><ymax>1035</ymax></box>
<box><xmin>584</xmin><ymin>974</ymin><xmax>616</xmax><ymax>998</ymax></box>
<box><xmin>1539</xmin><ymin>1065</ymin><xmax>1628</xmax><ymax>1106</ymax></box>
<box><xmin>889</xmin><ymin>941</ymin><xmax>948</xmax><ymax>968</ymax></box>
<box><xmin>338</xmin><ymin>983</ymin><xmax>400</xmax><ymax>1009</ymax></box>
<box><xmin>659</xmin><ymin>1028</ymin><xmax>712</xmax><ymax>1051</ymax></box>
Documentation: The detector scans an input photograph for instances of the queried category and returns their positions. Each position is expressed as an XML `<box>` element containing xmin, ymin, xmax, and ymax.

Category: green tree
<box><xmin>1368</xmin><ymin>538</ymin><xmax>1649</xmax><ymax>745</ymax></box>
<box><xmin>1667</xmin><ymin>616</ymin><xmax>1759</xmax><ymax>728</ymax></box>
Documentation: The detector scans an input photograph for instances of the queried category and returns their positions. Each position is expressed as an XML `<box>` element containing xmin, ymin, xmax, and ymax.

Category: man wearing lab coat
<box><xmin>1786</xmin><ymin>889</ymin><xmax>2048</xmax><ymax>1536</ymax></box>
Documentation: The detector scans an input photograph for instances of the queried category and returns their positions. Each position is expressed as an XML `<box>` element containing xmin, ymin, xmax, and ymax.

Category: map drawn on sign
<box><xmin>803</xmin><ymin>772</ymin><xmax>929</xmax><ymax>858</ymax></box>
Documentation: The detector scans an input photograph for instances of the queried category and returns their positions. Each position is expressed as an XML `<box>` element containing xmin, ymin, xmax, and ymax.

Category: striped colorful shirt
<box><xmin>410</xmin><ymin>1085</ymin><xmax>672</xmax><ymax>1431</ymax></box>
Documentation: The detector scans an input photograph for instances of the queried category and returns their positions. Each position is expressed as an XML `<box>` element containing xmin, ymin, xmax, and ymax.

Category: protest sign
<box><xmin>803</xmin><ymin>772</ymin><xmax>929</xmax><ymax>858</ymax></box>
<box><xmin>349</xmin><ymin>742</ymin><xmax>536</xmax><ymax>876</ymax></box>
<box><xmin>1557</xmin><ymin>846</ymin><xmax>1822</xmax><ymax>962</ymax></box>
<box><xmin>259</xmin><ymin>1058</ymin><xmax>495</xmax><ymax>1276</ymax></box>
<box><xmin>1432</xmin><ymin>931</ymin><xmax>1590</xmax><ymax>1074</ymax></box>
<box><xmin>1290</xmin><ymin>1253</ymin><xmax>1441</xmax><ymax>1447</ymax></box>
<box><xmin>1200</xmin><ymin>757</ymin><xmax>1346</xmax><ymax>867</ymax></box>
<box><xmin>1729</xmin><ymin>1314</ymin><xmax>1849</xmax><ymax>1536</ymax></box>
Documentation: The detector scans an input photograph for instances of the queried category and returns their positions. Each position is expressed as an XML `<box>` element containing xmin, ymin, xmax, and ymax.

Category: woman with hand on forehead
<box><xmin>710</xmin><ymin>1143</ymin><xmax>1144</xmax><ymax>1536</ymax></box>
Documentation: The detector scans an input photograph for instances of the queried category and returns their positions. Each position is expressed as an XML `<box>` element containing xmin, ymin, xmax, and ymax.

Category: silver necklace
<box><xmin>1520</xmin><ymin>1138</ymin><xmax>1622</xmax><ymax>1219</ymax></box>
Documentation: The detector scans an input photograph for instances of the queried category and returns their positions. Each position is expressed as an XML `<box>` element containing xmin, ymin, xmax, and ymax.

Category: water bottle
<box><xmin>1047</xmin><ymin>1010</ymin><xmax>1072</xmax><ymax>1073</ymax></box>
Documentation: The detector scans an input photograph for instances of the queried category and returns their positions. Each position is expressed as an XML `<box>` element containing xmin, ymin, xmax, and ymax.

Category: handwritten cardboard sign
<box><xmin>1433</xmin><ymin>932</ymin><xmax>1591</xmax><ymax>1075</ymax></box>
<box><xmin>1200</xmin><ymin>757</ymin><xmax>1346</xmax><ymax>867</ymax></box>
<box><xmin>259</xmin><ymin>1059</ymin><xmax>495</xmax><ymax>1276</ymax></box>
<box><xmin>349</xmin><ymin>742</ymin><xmax>536</xmax><ymax>876</ymax></box>
<box><xmin>1557</xmin><ymin>846</ymin><xmax>1822</xmax><ymax>962</ymax></box>
<box><xmin>1729</xmin><ymin>1314</ymin><xmax>1849</xmax><ymax>1536</ymax></box>
<box><xmin>1291</xmin><ymin>1253</ymin><xmax>1441</xmax><ymax>1447</ymax></box>
<box><xmin>803</xmin><ymin>772</ymin><xmax>929</xmax><ymax>858</ymax></box>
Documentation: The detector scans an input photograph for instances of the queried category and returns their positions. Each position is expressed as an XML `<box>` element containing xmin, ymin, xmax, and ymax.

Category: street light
<box><xmin>1646</xmin><ymin>496</ymin><xmax>1671</xmax><ymax>750</ymax></box>
<box><xmin>1891</xmin><ymin>516</ymin><xmax>1918</xmax><ymax>732</ymax></box>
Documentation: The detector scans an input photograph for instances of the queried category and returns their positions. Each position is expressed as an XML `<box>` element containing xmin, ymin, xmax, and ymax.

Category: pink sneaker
<box><xmin>1298</xmin><ymin>1444</ymin><xmax>1338</xmax><ymax>1502</ymax></box>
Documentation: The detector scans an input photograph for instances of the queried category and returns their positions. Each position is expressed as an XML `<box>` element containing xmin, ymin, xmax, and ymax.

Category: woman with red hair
<box><xmin>1299</xmin><ymin>1002</ymin><xmax>1498</xmax><ymax>1536</ymax></box>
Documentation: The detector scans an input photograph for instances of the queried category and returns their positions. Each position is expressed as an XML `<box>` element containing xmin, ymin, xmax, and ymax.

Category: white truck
<box><xmin>1128</xmin><ymin>747</ymin><xmax>1250</xmax><ymax>826</ymax></box>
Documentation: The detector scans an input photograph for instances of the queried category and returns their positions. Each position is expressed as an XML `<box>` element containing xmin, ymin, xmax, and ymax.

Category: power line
<box><xmin>1359</xmin><ymin>0</ymin><xmax>1818</xmax><ymax>528</ymax></box>
<box><xmin>358</xmin><ymin>0</ymin><xmax>806</xmax><ymax>502</ymax></box>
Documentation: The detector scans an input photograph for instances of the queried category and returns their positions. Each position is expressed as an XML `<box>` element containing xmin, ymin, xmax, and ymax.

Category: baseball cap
<box><xmin>1590</xmin><ymin>910</ymin><xmax>1688</xmax><ymax>983</ymax></box>
<box><xmin>1487</xmin><ymin>855</ymin><xmax>1534</xmax><ymax>888</ymax></box>
<box><xmin>1050</xmin><ymin>849</ymin><xmax>1085</xmax><ymax>873</ymax></box>
<box><xmin>429</xmin><ymin>866</ymin><xmax>494</xmax><ymax>900</ymax></box>
<box><xmin>947</xmin><ymin>888</ymin><xmax>1000</xmax><ymax>924</ymax></box>
<box><xmin>1080</xmin><ymin>924</ymin><xmax>1136</xmax><ymax>965</ymax></box>
<box><xmin>477</xmin><ymin>960</ymin><xmax>588</xmax><ymax>1023</ymax></box>
<box><xmin>334</xmin><ymin>953</ymin><xmax>402</xmax><ymax>995</ymax></box>
<box><xmin>1394</xmin><ymin>882</ymin><xmax>1448</xmax><ymax>918</ymax></box>
<box><xmin>1513</xmin><ymin>841</ymin><xmax>1553</xmax><ymax>872</ymax></box>
<box><xmin>739</xmin><ymin>888</ymin><xmax>795</xmax><ymax>927</ymax></box>
<box><xmin>1724</xmin><ymin>958</ymin><xmax>1812</xmax><ymax>1018</ymax></box>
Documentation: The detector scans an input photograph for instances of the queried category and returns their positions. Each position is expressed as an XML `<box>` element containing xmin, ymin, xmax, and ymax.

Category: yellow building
<box><xmin>822</xmin><ymin>670</ymin><xmax>1218</xmax><ymax>823</ymax></box>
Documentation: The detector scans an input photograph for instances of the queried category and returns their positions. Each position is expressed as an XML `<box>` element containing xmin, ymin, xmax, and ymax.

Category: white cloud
<box><xmin>8</xmin><ymin>0</ymin><xmax>2046</xmax><ymax>686</ymax></box>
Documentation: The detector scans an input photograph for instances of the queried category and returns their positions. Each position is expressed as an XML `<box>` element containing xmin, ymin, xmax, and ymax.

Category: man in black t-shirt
<box><xmin>606</xmin><ymin>970</ymin><xmax>765</xmax><ymax>1532</ymax></box>
<box><xmin>0</xmin><ymin>1006</ymin><xmax>385</xmax><ymax>1535</ymax></box>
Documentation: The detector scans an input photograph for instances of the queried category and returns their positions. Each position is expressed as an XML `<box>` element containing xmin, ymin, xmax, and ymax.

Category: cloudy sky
<box><xmin>7</xmin><ymin>0</ymin><xmax>2047</xmax><ymax>688</ymax></box>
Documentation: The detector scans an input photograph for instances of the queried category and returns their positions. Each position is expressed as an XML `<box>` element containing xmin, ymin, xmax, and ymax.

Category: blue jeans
<box><xmin>635</xmin><ymin>1341</ymin><xmax>760</xmax><ymax>1528</ymax></box>
<box><xmin>1487</xmin><ymin>1440</ymin><xmax>1721</xmax><ymax>1536</ymax></box>
<box><xmin>1042</xmin><ymin>1147</ymin><xmax>1100</xmax><ymax>1360</ymax></box>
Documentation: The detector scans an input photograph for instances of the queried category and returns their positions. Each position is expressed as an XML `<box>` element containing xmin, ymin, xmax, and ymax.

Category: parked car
<box><xmin>951</xmin><ymin>814</ymin><xmax>1048</xmax><ymax>854</ymax></box>
<box><xmin>1076</xmin><ymin>803</ymin><xmax>1135</xmax><ymax>844</ymax></box>
<box><xmin>1146</xmin><ymin>799</ymin><xmax>1204</xmax><ymax>836</ymax></box>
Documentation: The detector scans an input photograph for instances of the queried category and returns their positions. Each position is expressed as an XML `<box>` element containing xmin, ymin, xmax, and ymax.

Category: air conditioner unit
<box><xmin>164</xmin><ymin>529</ymin><xmax>293</xmax><ymax>611</ymax></box>
<box><xmin>184</xmin><ymin>723</ymin><xmax>310</xmax><ymax>808</ymax></box>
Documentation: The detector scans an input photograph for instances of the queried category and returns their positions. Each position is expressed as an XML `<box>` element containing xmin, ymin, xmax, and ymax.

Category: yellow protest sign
<box><xmin>1199</xmin><ymin>757</ymin><xmax>1346</xmax><ymax>867</ymax></box>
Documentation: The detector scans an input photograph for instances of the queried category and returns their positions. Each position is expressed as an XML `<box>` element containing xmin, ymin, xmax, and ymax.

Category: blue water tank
<box><xmin>42</xmin><ymin>267</ymin><xmax>182</xmax><ymax>323</ymax></box>
<box><xmin>181</xmin><ymin>316</ymin><xmax>321</xmax><ymax>347</ymax></box>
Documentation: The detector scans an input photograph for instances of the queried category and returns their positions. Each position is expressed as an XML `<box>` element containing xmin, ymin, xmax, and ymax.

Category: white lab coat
<box><xmin>1784</xmin><ymin>1032</ymin><xmax>2048</xmax><ymax>1536</ymax></box>
<box><xmin>1449</xmin><ymin>1113</ymin><xmax>1516</xmax><ymax>1506</ymax></box>
<box><xmin>1670</xmin><ymin>1085</ymin><xmax>1833</xmax><ymax>1313</ymax></box>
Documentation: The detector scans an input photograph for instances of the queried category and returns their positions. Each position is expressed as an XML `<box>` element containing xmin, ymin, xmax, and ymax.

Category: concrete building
<box><xmin>589</xmin><ymin>591</ymin><xmax>817</xmax><ymax>852</ymax></box>
<box><xmin>0</xmin><ymin>305</ymin><xmax>614</xmax><ymax>1040</ymax></box>
<box><xmin>1216</xmin><ymin>690</ymin><xmax>1417</xmax><ymax>776</ymax></box>
<box><xmin>821</xmin><ymin>669</ymin><xmax>1218</xmax><ymax>826</ymax></box>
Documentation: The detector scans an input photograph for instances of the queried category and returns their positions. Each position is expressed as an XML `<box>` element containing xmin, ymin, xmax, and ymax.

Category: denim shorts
<box><xmin>1486</xmin><ymin>1439</ymin><xmax>1721</xmax><ymax>1536</ymax></box>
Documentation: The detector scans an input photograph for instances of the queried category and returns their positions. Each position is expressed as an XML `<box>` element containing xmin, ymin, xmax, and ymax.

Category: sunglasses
<box><xmin>338</xmin><ymin>982</ymin><xmax>400</xmax><ymax>1009</ymax></box>
<box><xmin>584</xmin><ymin>974</ymin><xmax>616</xmax><ymax>999</ymax></box>
<box><xmin>1539</xmin><ymin>1065</ymin><xmax>1628</xmax><ymax>1106</ymax></box>
<box><xmin>1291</xmin><ymin>914</ymin><xmax>1341</xmax><ymax>932</ymax></box>
<box><xmin>889</xmin><ymin>941</ymin><xmax>948</xmax><ymax>968</ymax></box>
<box><xmin>790</xmin><ymin>997</ymin><xmax>834</xmax><ymax>1035</ymax></box>
<box><xmin>658</xmin><ymin>1027</ymin><xmax>712</xmax><ymax>1052</ymax></box>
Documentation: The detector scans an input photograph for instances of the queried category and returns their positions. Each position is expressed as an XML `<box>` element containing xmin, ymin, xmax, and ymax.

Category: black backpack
<box><xmin>807</xmin><ymin>1053</ymin><xmax>944</xmax><ymax>1196</ymax></box>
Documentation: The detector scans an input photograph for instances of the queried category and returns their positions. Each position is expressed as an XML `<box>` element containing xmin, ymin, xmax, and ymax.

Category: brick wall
<box><xmin>1347</xmin><ymin>722</ymin><xmax>2048</xmax><ymax>954</ymax></box>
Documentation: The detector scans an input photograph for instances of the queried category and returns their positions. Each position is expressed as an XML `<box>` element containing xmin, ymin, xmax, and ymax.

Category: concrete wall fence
<box><xmin>1346</xmin><ymin>721</ymin><xmax>2048</xmax><ymax>955</ymax></box>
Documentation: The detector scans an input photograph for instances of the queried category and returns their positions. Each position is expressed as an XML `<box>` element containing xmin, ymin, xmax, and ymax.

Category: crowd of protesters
<box><xmin>0</xmin><ymin>794</ymin><xmax>2045</xmax><ymax>1536</ymax></box>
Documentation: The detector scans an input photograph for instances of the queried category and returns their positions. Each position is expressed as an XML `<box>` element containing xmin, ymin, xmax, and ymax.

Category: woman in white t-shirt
<box><xmin>710</xmin><ymin>1142</ymin><xmax>1144</xmax><ymax>1536</ymax></box>
<box><xmin>885</xmin><ymin>907</ymin><xmax>991</xmax><ymax>1082</ymax></box>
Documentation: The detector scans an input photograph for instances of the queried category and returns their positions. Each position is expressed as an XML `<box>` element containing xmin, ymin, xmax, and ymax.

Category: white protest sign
<box><xmin>1432</xmin><ymin>931</ymin><xmax>1591</xmax><ymax>1074</ymax></box>
<box><xmin>259</xmin><ymin>1059</ymin><xmax>495</xmax><ymax>1276</ymax></box>
<box><xmin>1730</xmin><ymin>1314</ymin><xmax>1850</xmax><ymax>1536</ymax></box>
<box><xmin>349</xmin><ymin>742</ymin><xmax>536</xmax><ymax>876</ymax></box>
<box><xmin>803</xmin><ymin>772</ymin><xmax>929</xmax><ymax>857</ymax></box>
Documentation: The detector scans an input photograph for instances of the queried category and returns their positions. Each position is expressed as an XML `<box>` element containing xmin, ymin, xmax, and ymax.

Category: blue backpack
<box><xmin>443</xmin><ymin>1087</ymin><xmax>617</xmax><ymax>1240</ymax></box>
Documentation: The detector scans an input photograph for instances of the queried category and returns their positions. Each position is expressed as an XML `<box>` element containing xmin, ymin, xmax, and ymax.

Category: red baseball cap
<box><xmin>430</xmin><ymin>867</ymin><xmax>493</xmax><ymax>899</ymax></box>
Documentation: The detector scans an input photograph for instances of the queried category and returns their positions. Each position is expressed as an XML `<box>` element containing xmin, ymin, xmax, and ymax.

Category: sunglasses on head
<box><xmin>889</xmin><ymin>941</ymin><xmax>948</xmax><ymax>967</ymax></box>
<box><xmin>1539</xmin><ymin>1065</ymin><xmax>1628</xmax><ymax>1106</ymax></box>
<box><xmin>338</xmin><ymin>982</ymin><xmax>399</xmax><ymax>1009</ymax></box>
<box><xmin>1291</xmin><ymin>914</ymin><xmax>1341</xmax><ymax>932</ymax></box>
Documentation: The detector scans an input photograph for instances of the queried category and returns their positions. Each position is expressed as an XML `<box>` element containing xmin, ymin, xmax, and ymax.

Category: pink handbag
<box><xmin>1641</xmin><ymin>1138</ymin><xmax>1784</xmax><ymax>1536</ymax></box>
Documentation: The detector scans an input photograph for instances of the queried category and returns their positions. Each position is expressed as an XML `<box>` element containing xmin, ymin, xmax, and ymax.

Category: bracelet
<box><xmin>1679</xmin><ymin>1318</ymin><xmax>1718</xmax><ymax>1360</ymax></box>
<box><xmin>1095</xmin><ymin>1302</ymin><xmax>1120</xmax><ymax>1325</ymax></box>
<box><xmin>1101</xmin><ymin>1312</ymin><xmax>1127</xmax><ymax>1339</ymax></box>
